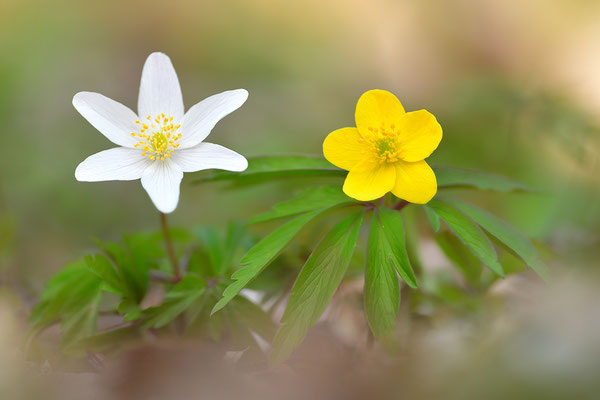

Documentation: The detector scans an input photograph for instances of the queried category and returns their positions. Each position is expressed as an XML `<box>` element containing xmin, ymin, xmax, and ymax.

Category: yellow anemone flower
<box><xmin>323</xmin><ymin>90</ymin><xmax>442</xmax><ymax>203</ymax></box>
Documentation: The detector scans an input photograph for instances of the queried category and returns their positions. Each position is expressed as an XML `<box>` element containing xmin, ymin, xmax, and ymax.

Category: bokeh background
<box><xmin>1</xmin><ymin>0</ymin><xmax>600</xmax><ymax>398</ymax></box>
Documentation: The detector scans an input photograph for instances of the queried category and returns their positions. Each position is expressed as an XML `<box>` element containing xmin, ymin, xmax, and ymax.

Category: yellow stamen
<box><xmin>132</xmin><ymin>113</ymin><xmax>183</xmax><ymax>161</ymax></box>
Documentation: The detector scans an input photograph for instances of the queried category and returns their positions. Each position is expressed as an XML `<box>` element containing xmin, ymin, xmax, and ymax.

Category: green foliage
<box><xmin>424</xmin><ymin>205</ymin><xmax>441</xmax><ymax>232</ymax></box>
<box><xmin>198</xmin><ymin>154</ymin><xmax>534</xmax><ymax>194</ymax></box>
<box><xmin>427</xmin><ymin>199</ymin><xmax>504</xmax><ymax>276</ymax></box>
<box><xmin>442</xmin><ymin>196</ymin><xmax>548</xmax><ymax>279</ymax></box>
<box><xmin>433</xmin><ymin>231</ymin><xmax>483</xmax><ymax>286</ymax></box>
<box><xmin>249</xmin><ymin>185</ymin><xmax>356</xmax><ymax>224</ymax></box>
<box><xmin>364</xmin><ymin>211</ymin><xmax>400</xmax><ymax>339</ymax></box>
<box><xmin>29</xmin><ymin>259</ymin><xmax>102</xmax><ymax>348</ymax></box>
<box><xmin>29</xmin><ymin>153</ymin><xmax>548</xmax><ymax>365</ymax></box>
<box><xmin>212</xmin><ymin>210</ymin><xmax>324</xmax><ymax>314</ymax></box>
<box><xmin>198</xmin><ymin>155</ymin><xmax>345</xmax><ymax>186</ymax></box>
<box><xmin>378</xmin><ymin>207</ymin><xmax>417</xmax><ymax>288</ymax></box>
<box><xmin>29</xmin><ymin>223</ymin><xmax>274</xmax><ymax>357</ymax></box>
<box><xmin>143</xmin><ymin>275</ymin><xmax>207</xmax><ymax>329</ymax></box>
<box><xmin>434</xmin><ymin>166</ymin><xmax>533</xmax><ymax>192</ymax></box>
<box><xmin>270</xmin><ymin>211</ymin><xmax>363</xmax><ymax>364</ymax></box>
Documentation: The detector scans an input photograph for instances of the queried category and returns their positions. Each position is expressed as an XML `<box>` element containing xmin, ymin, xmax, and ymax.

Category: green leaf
<box><xmin>434</xmin><ymin>231</ymin><xmax>482</xmax><ymax>285</ymax></box>
<box><xmin>402</xmin><ymin>207</ymin><xmax>424</xmax><ymax>277</ymax></box>
<box><xmin>60</xmin><ymin>287</ymin><xmax>102</xmax><ymax>348</ymax></box>
<box><xmin>378</xmin><ymin>207</ymin><xmax>418</xmax><ymax>288</ymax></box>
<box><xmin>71</xmin><ymin>326</ymin><xmax>140</xmax><ymax>355</ymax></box>
<box><xmin>198</xmin><ymin>155</ymin><xmax>345</xmax><ymax>185</ymax></box>
<box><xmin>212</xmin><ymin>209</ymin><xmax>325</xmax><ymax>314</ymax></box>
<box><xmin>226</xmin><ymin>295</ymin><xmax>277</xmax><ymax>350</ymax></box>
<box><xmin>29</xmin><ymin>259</ymin><xmax>103</xmax><ymax>347</ymax></box>
<box><xmin>364</xmin><ymin>212</ymin><xmax>400</xmax><ymax>339</ymax></box>
<box><xmin>94</xmin><ymin>240</ymin><xmax>149</xmax><ymax>303</ymax></box>
<box><xmin>424</xmin><ymin>205</ymin><xmax>441</xmax><ymax>232</ymax></box>
<box><xmin>222</xmin><ymin>222</ymin><xmax>247</xmax><ymax>271</ymax></box>
<box><xmin>85</xmin><ymin>254</ymin><xmax>123</xmax><ymax>294</ymax></box>
<box><xmin>117</xmin><ymin>299</ymin><xmax>144</xmax><ymax>322</ymax></box>
<box><xmin>428</xmin><ymin>199</ymin><xmax>504</xmax><ymax>276</ymax></box>
<box><xmin>434</xmin><ymin>166</ymin><xmax>532</xmax><ymax>192</ymax></box>
<box><xmin>196</xmin><ymin>226</ymin><xmax>226</xmax><ymax>275</ymax></box>
<box><xmin>270</xmin><ymin>211</ymin><xmax>363</xmax><ymax>364</ymax></box>
<box><xmin>143</xmin><ymin>275</ymin><xmax>207</xmax><ymax>329</ymax></box>
<box><xmin>249</xmin><ymin>185</ymin><xmax>356</xmax><ymax>224</ymax></box>
<box><xmin>441</xmin><ymin>197</ymin><xmax>548</xmax><ymax>279</ymax></box>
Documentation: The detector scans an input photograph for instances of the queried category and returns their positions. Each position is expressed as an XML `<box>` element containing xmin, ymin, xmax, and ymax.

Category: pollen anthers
<box><xmin>361</xmin><ymin>122</ymin><xmax>402</xmax><ymax>163</ymax></box>
<box><xmin>131</xmin><ymin>114</ymin><xmax>182</xmax><ymax>161</ymax></box>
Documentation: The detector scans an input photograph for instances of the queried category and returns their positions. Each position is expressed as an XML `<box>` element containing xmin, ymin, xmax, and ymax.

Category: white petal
<box><xmin>73</xmin><ymin>92</ymin><xmax>139</xmax><ymax>148</ymax></box>
<box><xmin>179</xmin><ymin>89</ymin><xmax>248</xmax><ymax>149</ymax></box>
<box><xmin>75</xmin><ymin>147</ymin><xmax>151</xmax><ymax>181</ymax></box>
<box><xmin>172</xmin><ymin>142</ymin><xmax>248</xmax><ymax>173</ymax></box>
<box><xmin>141</xmin><ymin>160</ymin><xmax>184</xmax><ymax>214</ymax></box>
<box><xmin>138</xmin><ymin>52</ymin><xmax>184</xmax><ymax>121</ymax></box>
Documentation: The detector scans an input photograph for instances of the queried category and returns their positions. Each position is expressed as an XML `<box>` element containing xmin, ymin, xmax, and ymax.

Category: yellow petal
<box><xmin>343</xmin><ymin>160</ymin><xmax>396</xmax><ymax>201</ymax></box>
<box><xmin>391</xmin><ymin>160</ymin><xmax>437</xmax><ymax>204</ymax></box>
<box><xmin>323</xmin><ymin>127</ymin><xmax>367</xmax><ymax>171</ymax></box>
<box><xmin>355</xmin><ymin>90</ymin><xmax>405</xmax><ymax>135</ymax></box>
<box><xmin>397</xmin><ymin>110</ymin><xmax>442</xmax><ymax>162</ymax></box>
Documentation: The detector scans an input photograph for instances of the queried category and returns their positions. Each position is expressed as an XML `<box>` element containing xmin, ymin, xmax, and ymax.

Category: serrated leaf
<box><xmin>143</xmin><ymin>275</ymin><xmax>207</xmax><ymax>329</ymax></box>
<box><xmin>249</xmin><ymin>185</ymin><xmax>355</xmax><ymax>224</ymax></box>
<box><xmin>29</xmin><ymin>259</ymin><xmax>103</xmax><ymax>348</ymax></box>
<box><xmin>428</xmin><ymin>199</ymin><xmax>504</xmax><ymax>276</ymax></box>
<box><xmin>424</xmin><ymin>205</ymin><xmax>441</xmax><ymax>232</ymax></box>
<box><xmin>434</xmin><ymin>166</ymin><xmax>532</xmax><ymax>192</ymax></box>
<box><xmin>198</xmin><ymin>155</ymin><xmax>345</xmax><ymax>185</ymax></box>
<box><xmin>270</xmin><ymin>211</ymin><xmax>363</xmax><ymax>364</ymax></box>
<box><xmin>60</xmin><ymin>287</ymin><xmax>102</xmax><ymax>348</ymax></box>
<box><xmin>442</xmin><ymin>197</ymin><xmax>548</xmax><ymax>279</ymax></box>
<box><xmin>364</xmin><ymin>212</ymin><xmax>400</xmax><ymax>339</ymax></box>
<box><xmin>94</xmin><ymin>240</ymin><xmax>148</xmax><ymax>303</ymax></box>
<box><xmin>379</xmin><ymin>207</ymin><xmax>418</xmax><ymax>288</ymax></box>
<box><xmin>29</xmin><ymin>260</ymin><xmax>101</xmax><ymax>329</ymax></box>
<box><xmin>212</xmin><ymin>209</ymin><xmax>325</xmax><ymax>314</ymax></box>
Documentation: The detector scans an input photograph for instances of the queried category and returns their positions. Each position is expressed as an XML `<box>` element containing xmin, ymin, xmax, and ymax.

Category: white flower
<box><xmin>73</xmin><ymin>52</ymin><xmax>248</xmax><ymax>214</ymax></box>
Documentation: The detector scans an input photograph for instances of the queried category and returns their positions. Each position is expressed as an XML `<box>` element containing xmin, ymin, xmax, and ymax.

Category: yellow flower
<box><xmin>323</xmin><ymin>90</ymin><xmax>442</xmax><ymax>203</ymax></box>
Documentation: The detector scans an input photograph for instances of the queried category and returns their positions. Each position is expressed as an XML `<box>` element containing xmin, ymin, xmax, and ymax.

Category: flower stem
<box><xmin>392</xmin><ymin>200</ymin><xmax>409</xmax><ymax>211</ymax></box>
<box><xmin>160</xmin><ymin>212</ymin><xmax>181</xmax><ymax>280</ymax></box>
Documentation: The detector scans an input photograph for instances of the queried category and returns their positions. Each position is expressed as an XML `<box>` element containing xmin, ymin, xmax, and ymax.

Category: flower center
<box><xmin>363</xmin><ymin>123</ymin><xmax>401</xmax><ymax>163</ymax></box>
<box><xmin>131</xmin><ymin>114</ymin><xmax>182</xmax><ymax>161</ymax></box>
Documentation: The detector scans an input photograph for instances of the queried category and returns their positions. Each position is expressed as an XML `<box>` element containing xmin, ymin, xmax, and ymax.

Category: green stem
<box><xmin>160</xmin><ymin>212</ymin><xmax>181</xmax><ymax>280</ymax></box>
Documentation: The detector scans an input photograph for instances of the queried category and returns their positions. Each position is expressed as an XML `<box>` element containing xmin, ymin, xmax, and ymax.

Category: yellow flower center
<box><xmin>363</xmin><ymin>123</ymin><xmax>401</xmax><ymax>163</ymax></box>
<box><xmin>131</xmin><ymin>113</ymin><xmax>182</xmax><ymax>161</ymax></box>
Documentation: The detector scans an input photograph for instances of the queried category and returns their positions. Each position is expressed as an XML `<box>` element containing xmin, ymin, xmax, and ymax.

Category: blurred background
<box><xmin>1</xmin><ymin>0</ymin><xmax>600</xmax><ymax>398</ymax></box>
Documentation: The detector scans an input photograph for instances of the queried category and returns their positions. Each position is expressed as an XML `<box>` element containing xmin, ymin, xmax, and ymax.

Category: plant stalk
<box><xmin>392</xmin><ymin>200</ymin><xmax>409</xmax><ymax>211</ymax></box>
<box><xmin>160</xmin><ymin>212</ymin><xmax>181</xmax><ymax>280</ymax></box>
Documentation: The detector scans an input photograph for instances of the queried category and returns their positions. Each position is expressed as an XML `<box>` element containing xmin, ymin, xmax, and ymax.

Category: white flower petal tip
<box><xmin>72</xmin><ymin>92</ymin><xmax>139</xmax><ymax>148</ymax></box>
<box><xmin>179</xmin><ymin>89</ymin><xmax>249</xmax><ymax>148</ymax></box>
<box><xmin>172</xmin><ymin>143</ymin><xmax>248</xmax><ymax>173</ymax></box>
<box><xmin>138</xmin><ymin>52</ymin><xmax>184</xmax><ymax>121</ymax></box>
<box><xmin>141</xmin><ymin>160</ymin><xmax>184</xmax><ymax>214</ymax></box>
